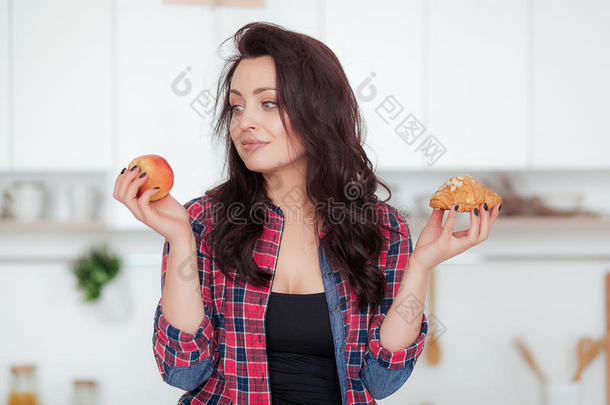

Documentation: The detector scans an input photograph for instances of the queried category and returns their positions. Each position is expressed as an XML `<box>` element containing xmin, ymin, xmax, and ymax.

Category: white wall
<box><xmin>0</xmin><ymin>260</ymin><xmax>186</xmax><ymax>404</ymax></box>
<box><xmin>1</xmin><ymin>239</ymin><xmax>607</xmax><ymax>404</ymax></box>
<box><xmin>0</xmin><ymin>231</ymin><xmax>186</xmax><ymax>404</ymax></box>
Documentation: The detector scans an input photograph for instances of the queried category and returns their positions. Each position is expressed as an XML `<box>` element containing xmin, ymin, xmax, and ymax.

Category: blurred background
<box><xmin>1</xmin><ymin>0</ymin><xmax>609</xmax><ymax>404</ymax></box>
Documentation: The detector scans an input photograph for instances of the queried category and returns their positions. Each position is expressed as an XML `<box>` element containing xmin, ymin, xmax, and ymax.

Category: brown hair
<box><xmin>206</xmin><ymin>22</ymin><xmax>398</xmax><ymax>314</ymax></box>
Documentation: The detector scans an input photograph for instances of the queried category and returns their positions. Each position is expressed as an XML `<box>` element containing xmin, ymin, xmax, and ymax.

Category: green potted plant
<box><xmin>71</xmin><ymin>243</ymin><xmax>122</xmax><ymax>302</ymax></box>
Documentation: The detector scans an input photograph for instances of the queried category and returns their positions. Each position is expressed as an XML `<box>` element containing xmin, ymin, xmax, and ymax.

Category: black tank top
<box><xmin>265</xmin><ymin>291</ymin><xmax>342</xmax><ymax>404</ymax></box>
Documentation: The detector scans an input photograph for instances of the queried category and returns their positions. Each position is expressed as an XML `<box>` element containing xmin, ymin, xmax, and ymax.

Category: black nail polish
<box><xmin>474</xmin><ymin>208</ymin><xmax>479</xmax><ymax>216</ymax></box>
<box><xmin>154</xmin><ymin>186</ymin><xmax>160</xmax><ymax>190</ymax></box>
<box><xmin>139</xmin><ymin>172</ymin><xmax>146</xmax><ymax>178</ymax></box>
<box><xmin>483</xmin><ymin>202</ymin><xmax>488</xmax><ymax>211</ymax></box>
<box><xmin>499</xmin><ymin>204</ymin><xmax>503</xmax><ymax>211</ymax></box>
<box><xmin>130</xmin><ymin>165</ymin><xmax>138</xmax><ymax>171</ymax></box>
<box><xmin>454</xmin><ymin>205</ymin><xmax>459</xmax><ymax>211</ymax></box>
<box><xmin>120</xmin><ymin>167</ymin><xmax>126</xmax><ymax>174</ymax></box>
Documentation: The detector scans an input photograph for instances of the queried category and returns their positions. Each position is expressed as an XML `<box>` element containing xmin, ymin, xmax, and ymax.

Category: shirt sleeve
<box><xmin>152</xmin><ymin>214</ymin><xmax>219</xmax><ymax>391</ymax></box>
<box><xmin>360</xmin><ymin>206</ymin><xmax>428</xmax><ymax>399</ymax></box>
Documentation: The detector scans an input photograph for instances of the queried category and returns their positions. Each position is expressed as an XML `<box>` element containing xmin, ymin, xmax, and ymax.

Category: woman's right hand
<box><xmin>113</xmin><ymin>165</ymin><xmax>192</xmax><ymax>242</ymax></box>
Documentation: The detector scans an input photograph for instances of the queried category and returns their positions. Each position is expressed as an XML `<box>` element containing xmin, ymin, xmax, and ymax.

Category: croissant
<box><xmin>429</xmin><ymin>174</ymin><xmax>502</xmax><ymax>212</ymax></box>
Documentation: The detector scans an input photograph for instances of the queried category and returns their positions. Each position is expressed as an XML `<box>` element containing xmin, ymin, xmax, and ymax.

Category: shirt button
<box><xmin>333</xmin><ymin>305</ymin><xmax>339</xmax><ymax>312</ymax></box>
<box><xmin>339</xmin><ymin>345</ymin><xmax>344</xmax><ymax>351</ymax></box>
<box><xmin>344</xmin><ymin>380</ymin><xmax>348</xmax><ymax>387</ymax></box>
<box><xmin>325</xmin><ymin>271</ymin><xmax>331</xmax><ymax>277</ymax></box>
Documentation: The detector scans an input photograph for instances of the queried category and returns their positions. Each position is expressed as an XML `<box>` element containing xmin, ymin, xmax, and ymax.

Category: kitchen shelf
<box><xmin>483</xmin><ymin>214</ymin><xmax>610</xmax><ymax>228</ymax></box>
<box><xmin>0</xmin><ymin>215</ymin><xmax>608</xmax><ymax>265</ymax></box>
<box><xmin>1</xmin><ymin>215</ymin><xmax>609</xmax><ymax>234</ymax></box>
<box><xmin>0</xmin><ymin>219</ymin><xmax>108</xmax><ymax>231</ymax></box>
<box><xmin>406</xmin><ymin>214</ymin><xmax>610</xmax><ymax>231</ymax></box>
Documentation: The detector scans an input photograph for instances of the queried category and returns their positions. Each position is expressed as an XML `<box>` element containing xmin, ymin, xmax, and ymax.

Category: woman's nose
<box><xmin>236</xmin><ymin>107</ymin><xmax>258</xmax><ymax>131</ymax></box>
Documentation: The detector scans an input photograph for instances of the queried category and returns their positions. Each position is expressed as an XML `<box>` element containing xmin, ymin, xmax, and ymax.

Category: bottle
<box><xmin>7</xmin><ymin>364</ymin><xmax>39</xmax><ymax>405</ymax></box>
<box><xmin>70</xmin><ymin>379</ymin><xmax>99</xmax><ymax>405</ymax></box>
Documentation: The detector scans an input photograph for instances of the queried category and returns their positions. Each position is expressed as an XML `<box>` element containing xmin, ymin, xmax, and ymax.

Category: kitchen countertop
<box><xmin>1</xmin><ymin>215</ymin><xmax>609</xmax><ymax>264</ymax></box>
<box><xmin>1</xmin><ymin>214</ymin><xmax>609</xmax><ymax>231</ymax></box>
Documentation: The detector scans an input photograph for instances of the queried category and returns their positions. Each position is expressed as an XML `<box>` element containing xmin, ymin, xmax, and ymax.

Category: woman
<box><xmin>113</xmin><ymin>22</ymin><xmax>500</xmax><ymax>405</ymax></box>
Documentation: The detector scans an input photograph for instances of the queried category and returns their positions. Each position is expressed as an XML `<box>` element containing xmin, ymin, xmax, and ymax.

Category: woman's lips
<box><xmin>243</xmin><ymin>142</ymin><xmax>270</xmax><ymax>151</ymax></box>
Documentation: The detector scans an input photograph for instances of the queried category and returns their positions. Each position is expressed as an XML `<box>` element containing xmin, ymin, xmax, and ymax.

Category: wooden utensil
<box><xmin>513</xmin><ymin>337</ymin><xmax>547</xmax><ymax>383</ymax></box>
<box><xmin>606</xmin><ymin>273</ymin><xmax>610</xmax><ymax>405</ymax></box>
<box><xmin>573</xmin><ymin>336</ymin><xmax>607</xmax><ymax>381</ymax></box>
<box><xmin>425</xmin><ymin>268</ymin><xmax>441</xmax><ymax>365</ymax></box>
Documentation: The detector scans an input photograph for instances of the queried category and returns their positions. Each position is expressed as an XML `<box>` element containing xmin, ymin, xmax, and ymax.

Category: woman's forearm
<box><xmin>379</xmin><ymin>259</ymin><xmax>431</xmax><ymax>352</ymax></box>
<box><xmin>161</xmin><ymin>234</ymin><xmax>205</xmax><ymax>335</ymax></box>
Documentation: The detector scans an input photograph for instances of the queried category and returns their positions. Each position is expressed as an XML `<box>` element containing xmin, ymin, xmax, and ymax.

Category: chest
<box><xmin>270</xmin><ymin>221</ymin><xmax>324</xmax><ymax>294</ymax></box>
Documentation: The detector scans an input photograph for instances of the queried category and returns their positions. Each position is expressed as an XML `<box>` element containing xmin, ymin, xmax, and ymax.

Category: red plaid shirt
<box><xmin>153</xmin><ymin>193</ymin><xmax>428</xmax><ymax>404</ymax></box>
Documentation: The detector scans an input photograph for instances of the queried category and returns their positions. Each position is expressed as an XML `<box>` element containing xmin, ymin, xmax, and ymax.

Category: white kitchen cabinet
<box><xmin>531</xmin><ymin>0</ymin><xmax>610</xmax><ymax>169</ymax></box>
<box><xmin>426</xmin><ymin>0</ymin><xmax>529</xmax><ymax>170</ymax></box>
<box><xmin>215</xmin><ymin>0</ymin><xmax>319</xmax><ymax>39</ymax></box>
<box><xmin>215</xmin><ymin>0</ymin><xmax>426</xmax><ymax>172</ymax></box>
<box><xmin>11</xmin><ymin>0</ymin><xmax>113</xmax><ymax>171</ymax></box>
<box><xmin>324</xmin><ymin>0</ymin><xmax>428</xmax><ymax>170</ymax></box>
<box><xmin>414</xmin><ymin>260</ymin><xmax>608</xmax><ymax>405</ymax></box>
<box><xmin>109</xmin><ymin>0</ymin><xmax>322</xmax><ymax>229</ymax></box>
<box><xmin>110</xmin><ymin>0</ymin><xmax>224</xmax><ymax>229</ymax></box>
<box><xmin>0</xmin><ymin>0</ymin><xmax>9</xmax><ymax>170</ymax></box>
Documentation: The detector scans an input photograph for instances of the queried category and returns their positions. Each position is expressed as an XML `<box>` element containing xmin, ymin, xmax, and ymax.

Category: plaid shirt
<box><xmin>153</xmin><ymin>193</ymin><xmax>428</xmax><ymax>404</ymax></box>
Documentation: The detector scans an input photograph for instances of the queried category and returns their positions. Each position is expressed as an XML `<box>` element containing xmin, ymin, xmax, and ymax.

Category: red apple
<box><xmin>127</xmin><ymin>154</ymin><xmax>174</xmax><ymax>202</ymax></box>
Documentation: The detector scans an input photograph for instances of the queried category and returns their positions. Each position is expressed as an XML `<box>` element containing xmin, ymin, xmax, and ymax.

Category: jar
<box><xmin>70</xmin><ymin>379</ymin><xmax>99</xmax><ymax>405</ymax></box>
<box><xmin>7</xmin><ymin>364</ymin><xmax>39</xmax><ymax>405</ymax></box>
<box><xmin>5</xmin><ymin>181</ymin><xmax>47</xmax><ymax>222</ymax></box>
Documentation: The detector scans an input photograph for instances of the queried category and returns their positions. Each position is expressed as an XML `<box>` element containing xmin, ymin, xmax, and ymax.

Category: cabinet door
<box><xmin>11</xmin><ymin>0</ymin><xmax>112</xmax><ymax>171</ymax></box>
<box><xmin>427</xmin><ymin>0</ymin><xmax>528</xmax><ymax>170</ymax></box>
<box><xmin>0</xmin><ymin>0</ymin><xmax>9</xmax><ymax>170</ymax></box>
<box><xmin>324</xmin><ymin>0</ymin><xmax>428</xmax><ymax>170</ymax></box>
<box><xmin>110</xmin><ymin>0</ymin><xmax>322</xmax><ymax>228</ymax></box>
<box><xmin>427</xmin><ymin>261</ymin><xmax>608</xmax><ymax>405</ymax></box>
<box><xmin>215</xmin><ymin>0</ymin><xmax>319</xmax><ymax>39</ymax></box>
<box><xmin>531</xmin><ymin>0</ymin><xmax>610</xmax><ymax>169</ymax></box>
<box><xmin>217</xmin><ymin>0</ymin><xmax>427</xmax><ymax>170</ymax></box>
<box><xmin>110</xmin><ymin>0</ymin><xmax>224</xmax><ymax>229</ymax></box>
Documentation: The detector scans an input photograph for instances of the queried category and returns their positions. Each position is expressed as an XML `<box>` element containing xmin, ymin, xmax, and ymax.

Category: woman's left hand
<box><xmin>409</xmin><ymin>203</ymin><xmax>501</xmax><ymax>271</ymax></box>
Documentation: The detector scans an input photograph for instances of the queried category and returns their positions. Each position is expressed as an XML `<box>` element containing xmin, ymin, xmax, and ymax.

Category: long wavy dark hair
<box><xmin>206</xmin><ymin>21</ymin><xmax>400</xmax><ymax>314</ymax></box>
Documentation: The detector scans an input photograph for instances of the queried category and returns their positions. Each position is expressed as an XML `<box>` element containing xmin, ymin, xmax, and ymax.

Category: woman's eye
<box><xmin>230</xmin><ymin>101</ymin><xmax>276</xmax><ymax>114</ymax></box>
<box><xmin>230</xmin><ymin>105</ymin><xmax>243</xmax><ymax>113</ymax></box>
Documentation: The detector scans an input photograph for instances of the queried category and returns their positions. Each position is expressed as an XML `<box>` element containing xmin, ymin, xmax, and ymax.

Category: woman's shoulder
<box><xmin>374</xmin><ymin>200</ymin><xmax>408</xmax><ymax>225</ymax></box>
<box><xmin>374</xmin><ymin>200</ymin><xmax>411</xmax><ymax>239</ymax></box>
<box><xmin>182</xmin><ymin>191</ymin><xmax>218</xmax><ymax>229</ymax></box>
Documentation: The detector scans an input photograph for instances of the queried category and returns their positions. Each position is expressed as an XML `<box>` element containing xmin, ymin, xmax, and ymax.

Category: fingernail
<box><xmin>454</xmin><ymin>205</ymin><xmax>459</xmax><ymax>211</ymax></box>
<box><xmin>483</xmin><ymin>202</ymin><xmax>488</xmax><ymax>211</ymax></box>
<box><xmin>474</xmin><ymin>208</ymin><xmax>479</xmax><ymax>217</ymax></box>
<box><xmin>120</xmin><ymin>167</ymin><xmax>126</xmax><ymax>174</ymax></box>
<box><xmin>139</xmin><ymin>172</ymin><xmax>146</xmax><ymax>178</ymax></box>
<box><xmin>154</xmin><ymin>186</ymin><xmax>160</xmax><ymax>190</ymax></box>
<box><xmin>130</xmin><ymin>165</ymin><xmax>138</xmax><ymax>171</ymax></box>
<box><xmin>499</xmin><ymin>204</ymin><xmax>503</xmax><ymax>211</ymax></box>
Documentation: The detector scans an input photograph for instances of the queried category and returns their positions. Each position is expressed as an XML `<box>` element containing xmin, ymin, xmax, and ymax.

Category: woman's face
<box><xmin>229</xmin><ymin>55</ymin><xmax>305</xmax><ymax>174</ymax></box>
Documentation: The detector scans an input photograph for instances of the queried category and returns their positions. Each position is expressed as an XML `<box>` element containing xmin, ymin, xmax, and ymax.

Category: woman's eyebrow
<box><xmin>229</xmin><ymin>87</ymin><xmax>276</xmax><ymax>96</ymax></box>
